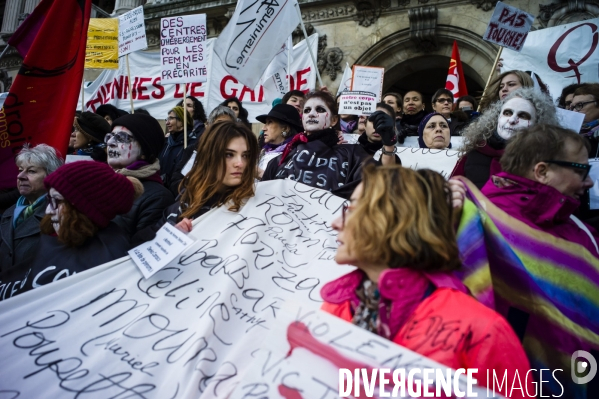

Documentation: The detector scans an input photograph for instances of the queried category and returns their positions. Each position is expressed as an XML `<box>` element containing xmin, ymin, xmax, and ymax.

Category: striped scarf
<box><xmin>13</xmin><ymin>195</ymin><xmax>45</xmax><ymax>228</ymax></box>
<box><xmin>455</xmin><ymin>178</ymin><xmax>599</xmax><ymax>398</ymax></box>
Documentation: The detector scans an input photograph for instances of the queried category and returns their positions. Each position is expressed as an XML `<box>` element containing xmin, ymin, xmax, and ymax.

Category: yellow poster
<box><xmin>85</xmin><ymin>18</ymin><xmax>119</xmax><ymax>69</ymax></box>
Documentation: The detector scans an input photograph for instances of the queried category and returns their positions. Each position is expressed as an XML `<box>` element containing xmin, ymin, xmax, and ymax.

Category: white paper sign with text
<box><xmin>351</xmin><ymin>65</ymin><xmax>384</xmax><ymax>101</ymax></box>
<box><xmin>483</xmin><ymin>2</ymin><xmax>534</xmax><ymax>52</ymax></box>
<box><xmin>160</xmin><ymin>14</ymin><xmax>208</xmax><ymax>84</ymax></box>
<box><xmin>0</xmin><ymin>180</ymin><xmax>353</xmax><ymax>398</ymax></box>
<box><xmin>118</xmin><ymin>6</ymin><xmax>147</xmax><ymax>56</ymax></box>
<box><xmin>338</xmin><ymin>91</ymin><xmax>377</xmax><ymax>116</ymax></box>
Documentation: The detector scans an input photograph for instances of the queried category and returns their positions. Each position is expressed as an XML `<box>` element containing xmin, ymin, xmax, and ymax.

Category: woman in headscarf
<box><xmin>417</xmin><ymin>112</ymin><xmax>452</xmax><ymax>150</ymax></box>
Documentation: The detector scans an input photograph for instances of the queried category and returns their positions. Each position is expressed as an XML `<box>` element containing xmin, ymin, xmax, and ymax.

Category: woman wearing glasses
<box><xmin>106</xmin><ymin>114</ymin><xmax>174</xmax><ymax>243</ymax></box>
<box><xmin>0</xmin><ymin>162</ymin><xmax>143</xmax><ymax>300</ymax></box>
<box><xmin>431</xmin><ymin>88</ymin><xmax>468</xmax><ymax>135</ymax></box>
<box><xmin>322</xmin><ymin>164</ymin><xmax>532</xmax><ymax>392</ymax></box>
<box><xmin>451</xmin><ymin>124</ymin><xmax>598</xmax><ymax>257</ymax></box>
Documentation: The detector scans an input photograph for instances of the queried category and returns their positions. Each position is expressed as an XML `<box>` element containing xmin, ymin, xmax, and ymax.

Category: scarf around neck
<box><xmin>116</xmin><ymin>159</ymin><xmax>162</xmax><ymax>184</ymax></box>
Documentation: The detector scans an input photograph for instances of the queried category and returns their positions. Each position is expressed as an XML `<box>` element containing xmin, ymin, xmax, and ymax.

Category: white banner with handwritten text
<box><xmin>375</xmin><ymin>147</ymin><xmax>461</xmax><ymax>179</ymax></box>
<box><xmin>0</xmin><ymin>180</ymin><xmax>353</xmax><ymax>399</ymax></box>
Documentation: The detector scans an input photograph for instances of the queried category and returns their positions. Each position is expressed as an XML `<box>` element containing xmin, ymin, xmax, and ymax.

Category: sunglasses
<box><xmin>435</xmin><ymin>98</ymin><xmax>453</xmax><ymax>104</ymax></box>
<box><xmin>46</xmin><ymin>193</ymin><xmax>65</xmax><ymax>210</ymax></box>
<box><xmin>544</xmin><ymin>160</ymin><xmax>592</xmax><ymax>180</ymax></box>
<box><xmin>104</xmin><ymin>131</ymin><xmax>135</xmax><ymax>144</ymax></box>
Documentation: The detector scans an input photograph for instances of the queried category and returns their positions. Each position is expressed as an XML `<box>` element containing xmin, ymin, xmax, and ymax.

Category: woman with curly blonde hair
<box><xmin>451</xmin><ymin>87</ymin><xmax>559</xmax><ymax>188</ymax></box>
<box><xmin>321</xmin><ymin>164</ymin><xmax>532</xmax><ymax>394</ymax></box>
<box><xmin>478</xmin><ymin>70</ymin><xmax>534</xmax><ymax>112</ymax></box>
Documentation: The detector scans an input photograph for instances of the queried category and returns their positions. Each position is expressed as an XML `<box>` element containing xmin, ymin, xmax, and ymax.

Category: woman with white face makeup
<box><xmin>451</xmin><ymin>88</ymin><xmax>559</xmax><ymax>189</ymax></box>
<box><xmin>107</xmin><ymin>114</ymin><xmax>174</xmax><ymax>243</ymax></box>
<box><xmin>261</xmin><ymin>91</ymin><xmax>371</xmax><ymax>199</ymax></box>
<box><xmin>0</xmin><ymin>162</ymin><xmax>142</xmax><ymax>301</ymax></box>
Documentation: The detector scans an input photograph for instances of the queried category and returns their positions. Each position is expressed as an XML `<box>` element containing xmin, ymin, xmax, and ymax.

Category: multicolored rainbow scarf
<box><xmin>455</xmin><ymin>178</ymin><xmax>599</xmax><ymax>398</ymax></box>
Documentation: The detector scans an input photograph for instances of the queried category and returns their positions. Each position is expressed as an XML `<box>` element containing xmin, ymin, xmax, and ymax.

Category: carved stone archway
<box><xmin>353</xmin><ymin>24</ymin><xmax>498</xmax><ymax>97</ymax></box>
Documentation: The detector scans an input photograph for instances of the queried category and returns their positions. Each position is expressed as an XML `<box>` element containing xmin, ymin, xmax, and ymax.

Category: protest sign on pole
<box><xmin>351</xmin><ymin>65</ymin><xmax>384</xmax><ymax>101</ymax></box>
<box><xmin>160</xmin><ymin>14</ymin><xmax>208</xmax><ymax>85</ymax></box>
<box><xmin>338</xmin><ymin>91</ymin><xmax>377</xmax><ymax>116</ymax></box>
<box><xmin>501</xmin><ymin>18</ymin><xmax>599</xmax><ymax>101</ymax></box>
<box><xmin>483</xmin><ymin>1</ymin><xmax>534</xmax><ymax>52</ymax></box>
<box><xmin>214</xmin><ymin>0</ymin><xmax>300</xmax><ymax>89</ymax></box>
<box><xmin>0</xmin><ymin>180</ymin><xmax>352</xmax><ymax>398</ymax></box>
<box><xmin>336</xmin><ymin>62</ymin><xmax>353</xmax><ymax>96</ymax></box>
<box><xmin>118</xmin><ymin>6</ymin><xmax>147</xmax><ymax>57</ymax></box>
<box><xmin>85</xmin><ymin>18</ymin><xmax>119</xmax><ymax>69</ymax></box>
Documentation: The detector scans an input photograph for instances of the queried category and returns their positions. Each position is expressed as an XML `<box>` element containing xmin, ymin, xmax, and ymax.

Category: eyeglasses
<box><xmin>341</xmin><ymin>202</ymin><xmax>355</xmax><ymax>227</ymax></box>
<box><xmin>435</xmin><ymin>98</ymin><xmax>453</xmax><ymax>104</ymax></box>
<box><xmin>544</xmin><ymin>160</ymin><xmax>592</xmax><ymax>180</ymax></box>
<box><xmin>104</xmin><ymin>131</ymin><xmax>135</xmax><ymax>144</ymax></box>
<box><xmin>46</xmin><ymin>193</ymin><xmax>65</xmax><ymax>210</ymax></box>
<box><xmin>571</xmin><ymin>100</ymin><xmax>597</xmax><ymax>112</ymax></box>
<box><xmin>564</xmin><ymin>101</ymin><xmax>572</xmax><ymax>110</ymax></box>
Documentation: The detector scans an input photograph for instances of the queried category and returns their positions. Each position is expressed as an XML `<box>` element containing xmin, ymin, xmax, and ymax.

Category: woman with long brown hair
<box><xmin>322</xmin><ymin>164</ymin><xmax>532</xmax><ymax>394</ymax></box>
<box><xmin>478</xmin><ymin>70</ymin><xmax>534</xmax><ymax>112</ymax></box>
<box><xmin>138</xmin><ymin>120</ymin><xmax>258</xmax><ymax>238</ymax></box>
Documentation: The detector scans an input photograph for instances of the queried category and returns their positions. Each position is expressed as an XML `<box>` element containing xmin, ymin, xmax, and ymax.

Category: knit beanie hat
<box><xmin>44</xmin><ymin>161</ymin><xmax>143</xmax><ymax>228</ymax></box>
<box><xmin>170</xmin><ymin>106</ymin><xmax>193</xmax><ymax>129</ymax></box>
<box><xmin>417</xmin><ymin>112</ymin><xmax>452</xmax><ymax>149</ymax></box>
<box><xmin>75</xmin><ymin>112</ymin><xmax>111</xmax><ymax>143</ymax></box>
<box><xmin>112</xmin><ymin>114</ymin><xmax>165</xmax><ymax>163</ymax></box>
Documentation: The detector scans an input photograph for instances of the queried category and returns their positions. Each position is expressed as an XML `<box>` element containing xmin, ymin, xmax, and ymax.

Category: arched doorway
<box><xmin>354</xmin><ymin>24</ymin><xmax>498</xmax><ymax>108</ymax></box>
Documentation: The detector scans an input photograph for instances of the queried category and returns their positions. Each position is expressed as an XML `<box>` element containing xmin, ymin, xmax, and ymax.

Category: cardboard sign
<box><xmin>483</xmin><ymin>2</ymin><xmax>534</xmax><ymax>52</ymax></box>
<box><xmin>160</xmin><ymin>14</ymin><xmax>208</xmax><ymax>84</ymax></box>
<box><xmin>0</xmin><ymin>180</ymin><xmax>352</xmax><ymax>398</ymax></box>
<box><xmin>351</xmin><ymin>65</ymin><xmax>384</xmax><ymax>101</ymax></box>
<box><xmin>129</xmin><ymin>223</ymin><xmax>194</xmax><ymax>279</ymax></box>
<box><xmin>338</xmin><ymin>91</ymin><xmax>377</xmax><ymax>116</ymax></box>
<box><xmin>85</xmin><ymin>18</ymin><xmax>119</xmax><ymax>69</ymax></box>
<box><xmin>118</xmin><ymin>6</ymin><xmax>147</xmax><ymax>56</ymax></box>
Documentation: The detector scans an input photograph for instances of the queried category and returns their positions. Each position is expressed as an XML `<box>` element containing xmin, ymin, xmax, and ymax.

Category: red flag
<box><xmin>0</xmin><ymin>0</ymin><xmax>91</xmax><ymax>190</ymax></box>
<box><xmin>445</xmin><ymin>41</ymin><xmax>468</xmax><ymax>101</ymax></box>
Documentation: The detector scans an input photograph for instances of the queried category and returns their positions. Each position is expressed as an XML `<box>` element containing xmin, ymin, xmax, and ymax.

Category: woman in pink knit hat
<box><xmin>0</xmin><ymin>161</ymin><xmax>143</xmax><ymax>301</ymax></box>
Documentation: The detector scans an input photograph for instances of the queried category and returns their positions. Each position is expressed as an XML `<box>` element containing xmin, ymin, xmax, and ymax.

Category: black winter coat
<box><xmin>262</xmin><ymin>129</ymin><xmax>370</xmax><ymax>199</ymax></box>
<box><xmin>113</xmin><ymin>179</ymin><xmax>175</xmax><ymax>244</ymax></box>
<box><xmin>0</xmin><ymin>222</ymin><xmax>129</xmax><ymax>301</ymax></box>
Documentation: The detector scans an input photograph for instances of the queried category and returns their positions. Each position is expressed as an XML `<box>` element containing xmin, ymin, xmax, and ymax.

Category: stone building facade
<box><xmin>0</xmin><ymin>0</ymin><xmax>597</xmax><ymax>98</ymax></box>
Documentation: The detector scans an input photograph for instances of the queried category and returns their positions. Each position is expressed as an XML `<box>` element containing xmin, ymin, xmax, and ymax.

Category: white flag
<box><xmin>336</xmin><ymin>62</ymin><xmax>352</xmax><ymax>96</ymax></box>
<box><xmin>263</xmin><ymin>36</ymin><xmax>292</xmax><ymax>79</ymax></box>
<box><xmin>214</xmin><ymin>0</ymin><xmax>300</xmax><ymax>88</ymax></box>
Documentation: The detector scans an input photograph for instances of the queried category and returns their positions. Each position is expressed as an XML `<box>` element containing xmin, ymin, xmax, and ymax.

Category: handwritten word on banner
<box><xmin>483</xmin><ymin>1</ymin><xmax>534</xmax><ymax>52</ymax></box>
<box><xmin>375</xmin><ymin>147</ymin><xmax>461</xmax><ymax>179</ymax></box>
<box><xmin>118</xmin><ymin>6</ymin><xmax>147</xmax><ymax>57</ymax></box>
<box><xmin>0</xmin><ymin>180</ymin><xmax>353</xmax><ymax>398</ymax></box>
<box><xmin>231</xmin><ymin>307</ymin><xmax>502</xmax><ymax>398</ymax></box>
<box><xmin>160</xmin><ymin>14</ymin><xmax>208</xmax><ymax>84</ymax></box>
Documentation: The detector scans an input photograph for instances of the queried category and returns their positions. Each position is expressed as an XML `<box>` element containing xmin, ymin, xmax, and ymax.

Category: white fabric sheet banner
<box><xmin>118</xmin><ymin>6</ymin><xmax>147</xmax><ymax>56</ymax></box>
<box><xmin>483</xmin><ymin>1</ymin><xmax>534</xmax><ymax>52</ymax></box>
<box><xmin>79</xmin><ymin>35</ymin><xmax>318</xmax><ymax>123</ymax></box>
<box><xmin>213</xmin><ymin>0</ymin><xmax>300</xmax><ymax>88</ymax></box>
<box><xmin>0</xmin><ymin>180</ymin><xmax>353</xmax><ymax>398</ymax></box>
<box><xmin>501</xmin><ymin>18</ymin><xmax>599</xmax><ymax>101</ymax></box>
<box><xmin>160</xmin><ymin>14</ymin><xmax>208</xmax><ymax>84</ymax></box>
<box><xmin>375</xmin><ymin>147</ymin><xmax>461</xmax><ymax>179</ymax></box>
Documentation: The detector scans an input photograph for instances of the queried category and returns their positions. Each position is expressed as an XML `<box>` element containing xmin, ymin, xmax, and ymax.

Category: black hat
<box><xmin>256</xmin><ymin>104</ymin><xmax>303</xmax><ymax>132</ymax></box>
<box><xmin>112</xmin><ymin>113</ymin><xmax>165</xmax><ymax>163</ymax></box>
<box><xmin>75</xmin><ymin>112</ymin><xmax>111</xmax><ymax>143</ymax></box>
<box><xmin>96</xmin><ymin>104</ymin><xmax>129</xmax><ymax>122</ymax></box>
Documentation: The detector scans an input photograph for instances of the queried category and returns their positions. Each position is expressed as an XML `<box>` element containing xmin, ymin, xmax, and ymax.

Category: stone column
<box><xmin>1</xmin><ymin>0</ymin><xmax>24</xmax><ymax>33</ymax></box>
<box><xmin>113</xmin><ymin>0</ymin><xmax>144</xmax><ymax>16</ymax></box>
<box><xmin>23</xmin><ymin>0</ymin><xmax>42</xmax><ymax>14</ymax></box>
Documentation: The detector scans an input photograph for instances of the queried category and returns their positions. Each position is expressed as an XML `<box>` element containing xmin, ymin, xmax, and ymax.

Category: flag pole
<box><xmin>183</xmin><ymin>83</ymin><xmax>188</xmax><ymax>149</ymax></box>
<box><xmin>126</xmin><ymin>54</ymin><xmax>134</xmax><ymax>114</ymax></box>
<box><xmin>0</xmin><ymin>45</ymin><xmax>11</xmax><ymax>63</ymax></box>
<box><xmin>294</xmin><ymin>2</ymin><xmax>323</xmax><ymax>87</ymax></box>
<box><xmin>81</xmin><ymin>75</ymin><xmax>85</xmax><ymax>111</ymax></box>
<box><xmin>477</xmin><ymin>46</ymin><xmax>503</xmax><ymax>112</ymax></box>
<box><xmin>287</xmin><ymin>35</ymin><xmax>292</xmax><ymax>92</ymax></box>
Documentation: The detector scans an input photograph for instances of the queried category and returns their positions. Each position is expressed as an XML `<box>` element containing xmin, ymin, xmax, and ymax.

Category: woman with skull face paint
<box><xmin>451</xmin><ymin>88</ymin><xmax>559</xmax><ymax>189</ymax></box>
<box><xmin>261</xmin><ymin>91</ymin><xmax>371</xmax><ymax>199</ymax></box>
<box><xmin>107</xmin><ymin>114</ymin><xmax>175</xmax><ymax>243</ymax></box>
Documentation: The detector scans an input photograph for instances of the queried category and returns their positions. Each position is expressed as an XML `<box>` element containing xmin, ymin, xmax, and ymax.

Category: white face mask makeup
<box><xmin>106</xmin><ymin>126</ymin><xmax>143</xmax><ymax>169</ymax></box>
<box><xmin>302</xmin><ymin>98</ymin><xmax>335</xmax><ymax>133</ymax></box>
<box><xmin>496</xmin><ymin>97</ymin><xmax>536</xmax><ymax>140</ymax></box>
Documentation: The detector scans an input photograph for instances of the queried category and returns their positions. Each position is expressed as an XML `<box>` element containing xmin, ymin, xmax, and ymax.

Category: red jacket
<box><xmin>321</xmin><ymin>268</ymin><xmax>533</xmax><ymax>397</ymax></box>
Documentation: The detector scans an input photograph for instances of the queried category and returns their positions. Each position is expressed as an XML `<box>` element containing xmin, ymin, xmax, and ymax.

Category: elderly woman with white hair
<box><xmin>451</xmin><ymin>87</ymin><xmax>560</xmax><ymax>188</ymax></box>
<box><xmin>0</xmin><ymin>144</ymin><xmax>63</xmax><ymax>275</ymax></box>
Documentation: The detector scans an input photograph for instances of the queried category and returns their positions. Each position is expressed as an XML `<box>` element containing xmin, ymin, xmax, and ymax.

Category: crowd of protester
<box><xmin>1</xmin><ymin>70</ymin><xmax>599</xmax><ymax>396</ymax></box>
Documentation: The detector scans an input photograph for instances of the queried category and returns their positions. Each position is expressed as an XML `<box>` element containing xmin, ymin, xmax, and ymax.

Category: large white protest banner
<box><xmin>400</xmin><ymin>136</ymin><xmax>464</xmax><ymax>149</ymax></box>
<box><xmin>483</xmin><ymin>2</ymin><xmax>534</xmax><ymax>52</ymax></box>
<box><xmin>214</xmin><ymin>0</ymin><xmax>300</xmax><ymax>88</ymax></box>
<box><xmin>80</xmin><ymin>35</ymin><xmax>318</xmax><ymax>122</ymax></box>
<box><xmin>118</xmin><ymin>6</ymin><xmax>147</xmax><ymax>56</ymax></box>
<box><xmin>230</xmin><ymin>307</ymin><xmax>500</xmax><ymax>398</ymax></box>
<box><xmin>501</xmin><ymin>18</ymin><xmax>599</xmax><ymax>100</ymax></box>
<box><xmin>160</xmin><ymin>14</ymin><xmax>208</xmax><ymax>84</ymax></box>
<box><xmin>375</xmin><ymin>147</ymin><xmax>461</xmax><ymax>178</ymax></box>
<box><xmin>0</xmin><ymin>180</ymin><xmax>353</xmax><ymax>398</ymax></box>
